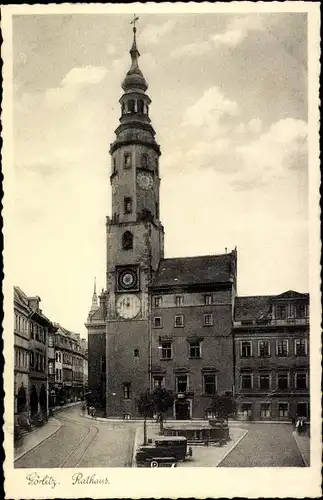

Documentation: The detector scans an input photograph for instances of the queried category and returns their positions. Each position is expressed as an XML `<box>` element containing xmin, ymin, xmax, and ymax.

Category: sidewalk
<box><xmin>132</xmin><ymin>422</ymin><xmax>247</xmax><ymax>467</ymax></box>
<box><xmin>293</xmin><ymin>431</ymin><xmax>310</xmax><ymax>466</ymax></box>
<box><xmin>14</xmin><ymin>401</ymin><xmax>81</xmax><ymax>462</ymax></box>
<box><xmin>14</xmin><ymin>417</ymin><xmax>61</xmax><ymax>462</ymax></box>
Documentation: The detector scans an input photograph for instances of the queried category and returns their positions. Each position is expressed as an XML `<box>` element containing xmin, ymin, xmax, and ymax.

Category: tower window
<box><xmin>124</xmin><ymin>197</ymin><xmax>132</xmax><ymax>214</ymax></box>
<box><xmin>141</xmin><ymin>153</ymin><xmax>149</xmax><ymax>169</ymax></box>
<box><xmin>137</xmin><ymin>99</ymin><xmax>144</xmax><ymax>113</ymax></box>
<box><xmin>121</xmin><ymin>102</ymin><xmax>126</xmax><ymax>115</ymax></box>
<box><xmin>128</xmin><ymin>99</ymin><xmax>135</xmax><ymax>113</ymax></box>
<box><xmin>124</xmin><ymin>153</ymin><xmax>132</xmax><ymax>169</ymax></box>
<box><xmin>112</xmin><ymin>157</ymin><xmax>117</xmax><ymax>174</ymax></box>
<box><xmin>155</xmin><ymin>202</ymin><xmax>159</xmax><ymax>219</ymax></box>
<box><xmin>122</xmin><ymin>231</ymin><xmax>133</xmax><ymax>250</ymax></box>
<box><xmin>134</xmin><ymin>349</ymin><xmax>139</xmax><ymax>358</ymax></box>
<box><xmin>123</xmin><ymin>383</ymin><xmax>132</xmax><ymax>399</ymax></box>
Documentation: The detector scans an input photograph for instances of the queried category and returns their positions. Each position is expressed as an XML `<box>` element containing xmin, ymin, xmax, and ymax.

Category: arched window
<box><xmin>137</xmin><ymin>99</ymin><xmax>144</xmax><ymax>113</ymax></box>
<box><xmin>122</xmin><ymin>231</ymin><xmax>133</xmax><ymax>250</ymax></box>
<box><xmin>128</xmin><ymin>99</ymin><xmax>135</xmax><ymax>113</ymax></box>
<box><xmin>141</xmin><ymin>153</ymin><xmax>148</xmax><ymax>168</ymax></box>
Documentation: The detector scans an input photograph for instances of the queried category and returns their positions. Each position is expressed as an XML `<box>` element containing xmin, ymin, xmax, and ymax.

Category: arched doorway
<box><xmin>17</xmin><ymin>384</ymin><xmax>27</xmax><ymax>414</ymax></box>
<box><xmin>39</xmin><ymin>384</ymin><xmax>47</xmax><ymax>415</ymax></box>
<box><xmin>175</xmin><ymin>399</ymin><xmax>190</xmax><ymax>420</ymax></box>
<box><xmin>30</xmin><ymin>385</ymin><xmax>38</xmax><ymax>416</ymax></box>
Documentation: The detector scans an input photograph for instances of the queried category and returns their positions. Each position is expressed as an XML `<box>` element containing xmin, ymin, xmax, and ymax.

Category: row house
<box><xmin>233</xmin><ymin>290</ymin><xmax>309</xmax><ymax>421</ymax></box>
<box><xmin>52</xmin><ymin>324</ymin><xmax>88</xmax><ymax>405</ymax></box>
<box><xmin>14</xmin><ymin>287</ymin><xmax>57</xmax><ymax>426</ymax></box>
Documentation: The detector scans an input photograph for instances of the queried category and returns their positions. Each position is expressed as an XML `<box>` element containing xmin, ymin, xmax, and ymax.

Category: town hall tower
<box><xmin>105</xmin><ymin>23</ymin><xmax>164</xmax><ymax>416</ymax></box>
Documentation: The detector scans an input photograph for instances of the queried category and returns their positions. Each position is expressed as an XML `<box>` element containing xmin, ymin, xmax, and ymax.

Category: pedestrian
<box><xmin>81</xmin><ymin>403</ymin><xmax>86</xmax><ymax>416</ymax></box>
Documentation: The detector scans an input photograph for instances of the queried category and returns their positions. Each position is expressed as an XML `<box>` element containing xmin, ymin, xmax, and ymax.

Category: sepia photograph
<box><xmin>2</xmin><ymin>2</ymin><xmax>321</xmax><ymax>499</ymax></box>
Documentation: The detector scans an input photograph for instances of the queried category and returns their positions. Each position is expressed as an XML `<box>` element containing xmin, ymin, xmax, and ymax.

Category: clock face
<box><xmin>117</xmin><ymin>268</ymin><xmax>138</xmax><ymax>291</ymax></box>
<box><xmin>137</xmin><ymin>172</ymin><xmax>154</xmax><ymax>191</ymax></box>
<box><xmin>116</xmin><ymin>294</ymin><xmax>141</xmax><ymax>319</ymax></box>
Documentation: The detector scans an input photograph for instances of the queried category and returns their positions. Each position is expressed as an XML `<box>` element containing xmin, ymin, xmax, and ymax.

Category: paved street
<box><xmin>14</xmin><ymin>405</ymin><xmax>136</xmax><ymax>468</ymax></box>
<box><xmin>219</xmin><ymin>423</ymin><xmax>304</xmax><ymax>467</ymax></box>
<box><xmin>14</xmin><ymin>406</ymin><xmax>305</xmax><ymax>468</ymax></box>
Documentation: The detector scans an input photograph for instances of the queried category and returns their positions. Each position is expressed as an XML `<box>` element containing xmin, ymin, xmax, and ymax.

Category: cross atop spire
<box><xmin>130</xmin><ymin>14</ymin><xmax>139</xmax><ymax>32</ymax></box>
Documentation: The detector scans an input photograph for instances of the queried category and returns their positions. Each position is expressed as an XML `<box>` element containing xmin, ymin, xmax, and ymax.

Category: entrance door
<box><xmin>296</xmin><ymin>402</ymin><xmax>307</xmax><ymax>417</ymax></box>
<box><xmin>175</xmin><ymin>400</ymin><xmax>190</xmax><ymax>420</ymax></box>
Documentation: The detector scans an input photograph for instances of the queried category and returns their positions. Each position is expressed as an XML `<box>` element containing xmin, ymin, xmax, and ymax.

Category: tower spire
<box><xmin>122</xmin><ymin>14</ymin><xmax>147</xmax><ymax>92</ymax></box>
<box><xmin>90</xmin><ymin>276</ymin><xmax>99</xmax><ymax>314</ymax></box>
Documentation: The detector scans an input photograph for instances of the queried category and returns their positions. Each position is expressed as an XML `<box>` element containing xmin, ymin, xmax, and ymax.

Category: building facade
<box><xmin>14</xmin><ymin>287</ymin><xmax>56</xmax><ymax>425</ymax></box>
<box><xmin>86</xmin><ymin>27</ymin><xmax>310</xmax><ymax>421</ymax></box>
<box><xmin>53</xmin><ymin>324</ymin><xmax>88</xmax><ymax>405</ymax></box>
<box><xmin>14</xmin><ymin>287</ymin><xmax>31</xmax><ymax>422</ymax></box>
<box><xmin>150</xmin><ymin>254</ymin><xmax>237</xmax><ymax>419</ymax></box>
<box><xmin>233</xmin><ymin>291</ymin><xmax>309</xmax><ymax>421</ymax></box>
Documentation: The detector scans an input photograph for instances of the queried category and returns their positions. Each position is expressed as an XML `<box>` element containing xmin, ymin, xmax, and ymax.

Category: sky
<box><xmin>11</xmin><ymin>12</ymin><xmax>309</xmax><ymax>337</ymax></box>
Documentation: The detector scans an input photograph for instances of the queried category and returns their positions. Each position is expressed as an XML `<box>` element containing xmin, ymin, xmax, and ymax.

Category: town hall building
<box><xmin>85</xmin><ymin>25</ymin><xmax>309</xmax><ymax>421</ymax></box>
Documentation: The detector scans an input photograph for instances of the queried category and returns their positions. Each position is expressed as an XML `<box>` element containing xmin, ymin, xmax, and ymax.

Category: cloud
<box><xmin>171</xmin><ymin>41</ymin><xmax>211</xmax><ymax>58</ymax></box>
<box><xmin>45</xmin><ymin>65</ymin><xmax>108</xmax><ymax>107</ymax></box>
<box><xmin>164</xmin><ymin>85</ymin><xmax>307</xmax><ymax>195</ymax></box>
<box><xmin>61</xmin><ymin>66</ymin><xmax>108</xmax><ymax>86</ymax></box>
<box><xmin>181</xmin><ymin>86</ymin><xmax>239</xmax><ymax>129</ymax></box>
<box><xmin>233</xmin><ymin>118</ymin><xmax>308</xmax><ymax>188</ymax></box>
<box><xmin>141</xmin><ymin>20</ymin><xmax>175</xmax><ymax>45</ymax></box>
<box><xmin>172</xmin><ymin>14</ymin><xmax>266</xmax><ymax>58</ymax></box>
<box><xmin>211</xmin><ymin>15</ymin><xmax>265</xmax><ymax>47</ymax></box>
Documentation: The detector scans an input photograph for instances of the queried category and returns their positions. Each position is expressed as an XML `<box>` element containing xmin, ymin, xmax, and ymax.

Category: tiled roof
<box><xmin>151</xmin><ymin>253</ymin><xmax>234</xmax><ymax>288</ymax></box>
<box><xmin>235</xmin><ymin>290</ymin><xmax>309</xmax><ymax>321</ymax></box>
<box><xmin>234</xmin><ymin>296</ymin><xmax>273</xmax><ymax>321</ymax></box>
<box><xmin>14</xmin><ymin>286</ymin><xmax>30</xmax><ymax>310</ymax></box>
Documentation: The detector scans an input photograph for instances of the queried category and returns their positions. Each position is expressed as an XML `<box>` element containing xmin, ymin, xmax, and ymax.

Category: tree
<box><xmin>137</xmin><ymin>389</ymin><xmax>154</xmax><ymax>445</ymax></box>
<box><xmin>152</xmin><ymin>387</ymin><xmax>174</xmax><ymax>435</ymax></box>
<box><xmin>209</xmin><ymin>391</ymin><xmax>236</xmax><ymax>421</ymax></box>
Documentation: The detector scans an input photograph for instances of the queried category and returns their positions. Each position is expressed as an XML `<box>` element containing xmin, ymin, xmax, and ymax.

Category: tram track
<box><xmin>55</xmin><ymin>413</ymin><xmax>100</xmax><ymax>467</ymax></box>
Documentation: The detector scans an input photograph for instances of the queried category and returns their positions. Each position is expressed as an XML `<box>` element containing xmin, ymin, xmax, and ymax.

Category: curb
<box><xmin>131</xmin><ymin>426</ymin><xmax>142</xmax><ymax>467</ymax></box>
<box><xmin>14</xmin><ymin>417</ymin><xmax>62</xmax><ymax>463</ymax></box>
<box><xmin>215</xmin><ymin>429</ymin><xmax>248</xmax><ymax>467</ymax></box>
<box><xmin>292</xmin><ymin>431</ymin><xmax>310</xmax><ymax>467</ymax></box>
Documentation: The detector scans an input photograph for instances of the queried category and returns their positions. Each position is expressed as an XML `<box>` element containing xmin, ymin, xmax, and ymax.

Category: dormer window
<box><xmin>275</xmin><ymin>305</ymin><xmax>286</xmax><ymax>319</ymax></box>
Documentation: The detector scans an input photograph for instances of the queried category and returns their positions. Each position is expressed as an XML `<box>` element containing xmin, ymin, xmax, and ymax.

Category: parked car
<box><xmin>136</xmin><ymin>436</ymin><xmax>192</xmax><ymax>467</ymax></box>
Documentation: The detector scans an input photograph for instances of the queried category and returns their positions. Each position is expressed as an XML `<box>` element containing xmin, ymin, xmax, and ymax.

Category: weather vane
<box><xmin>130</xmin><ymin>14</ymin><xmax>139</xmax><ymax>32</ymax></box>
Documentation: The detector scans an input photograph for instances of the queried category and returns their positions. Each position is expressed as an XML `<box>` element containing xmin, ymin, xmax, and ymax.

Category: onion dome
<box><xmin>122</xmin><ymin>25</ymin><xmax>148</xmax><ymax>92</ymax></box>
